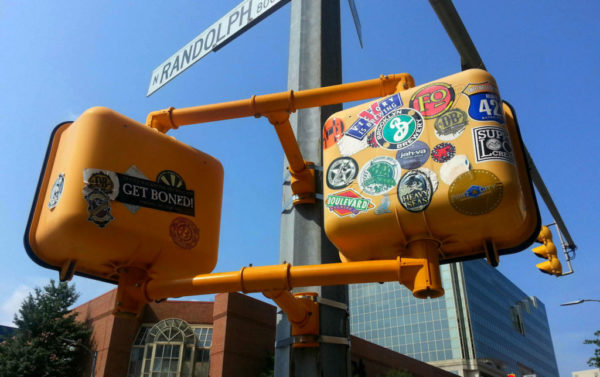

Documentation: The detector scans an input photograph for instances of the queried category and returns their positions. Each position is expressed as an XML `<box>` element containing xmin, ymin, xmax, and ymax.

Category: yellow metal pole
<box><xmin>143</xmin><ymin>257</ymin><xmax>439</xmax><ymax>301</ymax></box>
<box><xmin>145</xmin><ymin>74</ymin><xmax>414</xmax><ymax>133</ymax></box>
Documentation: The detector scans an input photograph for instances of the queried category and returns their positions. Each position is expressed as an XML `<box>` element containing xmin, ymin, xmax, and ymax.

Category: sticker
<box><xmin>462</xmin><ymin>82</ymin><xmax>504</xmax><ymax>123</ymax></box>
<box><xmin>409</xmin><ymin>82</ymin><xmax>455</xmax><ymax>119</ymax></box>
<box><xmin>417</xmin><ymin>167</ymin><xmax>439</xmax><ymax>192</ymax></box>
<box><xmin>84</xmin><ymin>169</ymin><xmax>119</xmax><ymax>200</ymax></box>
<box><xmin>345</xmin><ymin>93</ymin><xmax>404</xmax><ymax>140</ymax></box>
<box><xmin>434</xmin><ymin>108</ymin><xmax>468</xmax><ymax>140</ymax></box>
<box><xmin>375</xmin><ymin>108</ymin><xmax>424</xmax><ymax>150</ymax></box>
<box><xmin>169</xmin><ymin>217</ymin><xmax>200</xmax><ymax>249</ymax></box>
<box><xmin>395</xmin><ymin>141</ymin><xmax>429</xmax><ymax>170</ymax></box>
<box><xmin>337</xmin><ymin>134</ymin><xmax>369</xmax><ymax>157</ymax></box>
<box><xmin>431</xmin><ymin>143</ymin><xmax>456</xmax><ymax>163</ymax></box>
<box><xmin>48</xmin><ymin>173</ymin><xmax>65</xmax><ymax>210</ymax></box>
<box><xmin>374</xmin><ymin>194</ymin><xmax>392</xmax><ymax>215</ymax></box>
<box><xmin>323</xmin><ymin>117</ymin><xmax>345</xmax><ymax>149</ymax></box>
<box><xmin>472</xmin><ymin>126</ymin><xmax>514</xmax><ymax>164</ymax></box>
<box><xmin>83</xmin><ymin>168</ymin><xmax>195</xmax><ymax>216</ymax></box>
<box><xmin>448</xmin><ymin>169</ymin><xmax>503</xmax><ymax>215</ymax></box>
<box><xmin>326</xmin><ymin>157</ymin><xmax>359</xmax><ymax>189</ymax></box>
<box><xmin>367</xmin><ymin>132</ymin><xmax>378</xmax><ymax>148</ymax></box>
<box><xmin>440</xmin><ymin>154</ymin><xmax>471</xmax><ymax>185</ymax></box>
<box><xmin>84</xmin><ymin>189</ymin><xmax>114</xmax><ymax>228</ymax></box>
<box><xmin>156</xmin><ymin>170</ymin><xmax>186</xmax><ymax>189</ymax></box>
<box><xmin>358</xmin><ymin>156</ymin><xmax>401</xmax><ymax>196</ymax></box>
<box><xmin>326</xmin><ymin>189</ymin><xmax>374</xmax><ymax>217</ymax></box>
<box><xmin>397</xmin><ymin>170</ymin><xmax>434</xmax><ymax>212</ymax></box>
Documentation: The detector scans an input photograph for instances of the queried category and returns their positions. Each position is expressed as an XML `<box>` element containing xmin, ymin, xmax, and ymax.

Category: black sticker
<box><xmin>472</xmin><ymin>126</ymin><xmax>514</xmax><ymax>164</ymax></box>
<box><xmin>326</xmin><ymin>157</ymin><xmax>359</xmax><ymax>189</ymax></box>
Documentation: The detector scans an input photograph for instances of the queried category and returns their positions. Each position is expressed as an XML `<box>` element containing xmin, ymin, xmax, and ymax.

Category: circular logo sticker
<box><xmin>358</xmin><ymin>156</ymin><xmax>401</xmax><ymax>196</ymax></box>
<box><xmin>395</xmin><ymin>141</ymin><xmax>430</xmax><ymax>170</ymax></box>
<box><xmin>440</xmin><ymin>154</ymin><xmax>471</xmax><ymax>185</ymax></box>
<box><xmin>448</xmin><ymin>169</ymin><xmax>503</xmax><ymax>216</ymax></box>
<box><xmin>397</xmin><ymin>170</ymin><xmax>434</xmax><ymax>212</ymax></box>
<box><xmin>434</xmin><ymin>108</ymin><xmax>468</xmax><ymax>140</ymax></box>
<box><xmin>157</xmin><ymin>170</ymin><xmax>186</xmax><ymax>189</ymax></box>
<box><xmin>396</xmin><ymin>141</ymin><xmax>429</xmax><ymax>169</ymax></box>
<box><xmin>323</xmin><ymin>117</ymin><xmax>345</xmax><ymax>149</ymax></box>
<box><xmin>326</xmin><ymin>157</ymin><xmax>359</xmax><ymax>189</ymax></box>
<box><xmin>170</xmin><ymin>217</ymin><xmax>200</xmax><ymax>249</ymax></box>
<box><xmin>48</xmin><ymin>173</ymin><xmax>65</xmax><ymax>210</ymax></box>
<box><xmin>375</xmin><ymin>108</ymin><xmax>424</xmax><ymax>150</ymax></box>
<box><xmin>431</xmin><ymin>142</ymin><xmax>456</xmax><ymax>163</ymax></box>
<box><xmin>87</xmin><ymin>172</ymin><xmax>114</xmax><ymax>194</ymax></box>
<box><xmin>409</xmin><ymin>82</ymin><xmax>455</xmax><ymax>119</ymax></box>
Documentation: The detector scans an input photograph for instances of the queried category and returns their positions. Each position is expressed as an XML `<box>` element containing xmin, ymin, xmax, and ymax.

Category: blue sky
<box><xmin>1</xmin><ymin>1</ymin><xmax>598</xmax><ymax>376</ymax></box>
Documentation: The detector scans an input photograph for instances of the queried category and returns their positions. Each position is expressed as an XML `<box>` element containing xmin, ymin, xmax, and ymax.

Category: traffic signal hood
<box><xmin>532</xmin><ymin>226</ymin><xmax>562</xmax><ymax>276</ymax></box>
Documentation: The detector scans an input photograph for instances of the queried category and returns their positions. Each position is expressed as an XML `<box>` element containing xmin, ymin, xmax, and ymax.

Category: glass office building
<box><xmin>350</xmin><ymin>259</ymin><xmax>559</xmax><ymax>377</ymax></box>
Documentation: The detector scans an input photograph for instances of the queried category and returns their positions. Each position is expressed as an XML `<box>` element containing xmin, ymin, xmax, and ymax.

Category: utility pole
<box><xmin>274</xmin><ymin>0</ymin><xmax>349</xmax><ymax>376</ymax></box>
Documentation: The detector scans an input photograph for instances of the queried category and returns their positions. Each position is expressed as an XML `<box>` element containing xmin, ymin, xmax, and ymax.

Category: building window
<box><xmin>128</xmin><ymin>319</ymin><xmax>213</xmax><ymax>377</ymax></box>
<box><xmin>510</xmin><ymin>306</ymin><xmax>525</xmax><ymax>335</ymax></box>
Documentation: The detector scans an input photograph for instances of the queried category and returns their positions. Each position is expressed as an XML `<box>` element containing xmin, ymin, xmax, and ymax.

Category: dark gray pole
<box><xmin>274</xmin><ymin>0</ymin><xmax>349</xmax><ymax>376</ymax></box>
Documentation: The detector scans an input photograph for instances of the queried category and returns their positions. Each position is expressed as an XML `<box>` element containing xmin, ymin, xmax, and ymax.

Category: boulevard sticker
<box><xmin>472</xmin><ymin>126</ymin><xmax>514</xmax><ymax>164</ymax></box>
<box><xmin>375</xmin><ymin>108</ymin><xmax>424</xmax><ymax>150</ymax></box>
<box><xmin>448</xmin><ymin>169</ymin><xmax>503</xmax><ymax>215</ymax></box>
<box><xmin>462</xmin><ymin>82</ymin><xmax>504</xmax><ymax>124</ymax></box>
<box><xmin>326</xmin><ymin>189</ymin><xmax>374</xmax><ymax>217</ymax></box>
<box><xmin>326</xmin><ymin>157</ymin><xmax>359</xmax><ymax>190</ymax></box>
<box><xmin>358</xmin><ymin>156</ymin><xmax>401</xmax><ymax>196</ymax></box>
<box><xmin>409</xmin><ymin>82</ymin><xmax>455</xmax><ymax>119</ymax></box>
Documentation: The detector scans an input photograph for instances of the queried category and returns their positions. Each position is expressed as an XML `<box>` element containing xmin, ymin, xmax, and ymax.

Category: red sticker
<box><xmin>409</xmin><ymin>83</ymin><xmax>455</xmax><ymax>119</ymax></box>
<box><xmin>322</xmin><ymin>117</ymin><xmax>345</xmax><ymax>149</ymax></box>
<box><xmin>169</xmin><ymin>217</ymin><xmax>199</xmax><ymax>249</ymax></box>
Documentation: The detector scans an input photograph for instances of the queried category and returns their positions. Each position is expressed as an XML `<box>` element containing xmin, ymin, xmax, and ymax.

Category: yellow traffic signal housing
<box><xmin>25</xmin><ymin>107</ymin><xmax>224</xmax><ymax>286</ymax></box>
<box><xmin>323</xmin><ymin>69</ymin><xmax>540</xmax><ymax>266</ymax></box>
<box><xmin>532</xmin><ymin>225</ymin><xmax>562</xmax><ymax>276</ymax></box>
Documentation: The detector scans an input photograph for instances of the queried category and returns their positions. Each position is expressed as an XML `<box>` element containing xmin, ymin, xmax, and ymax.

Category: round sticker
<box><xmin>434</xmin><ymin>108</ymin><xmax>468</xmax><ymax>140</ymax></box>
<box><xmin>448</xmin><ymin>169</ymin><xmax>503</xmax><ymax>216</ymax></box>
<box><xmin>440</xmin><ymin>154</ymin><xmax>471</xmax><ymax>185</ymax></box>
<box><xmin>395</xmin><ymin>141</ymin><xmax>430</xmax><ymax>170</ymax></box>
<box><xmin>326</xmin><ymin>157</ymin><xmax>359</xmax><ymax>189</ymax></box>
<box><xmin>397</xmin><ymin>170</ymin><xmax>434</xmax><ymax>212</ymax></box>
<box><xmin>409</xmin><ymin>82</ymin><xmax>455</xmax><ymax>119</ymax></box>
<box><xmin>431</xmin><ymin>143</ymin><xmax>456</xmax><ymax>163</ymax></box>
<box><xmin>170</xmin><ymin>217</ymin><xmax>200</xmax><ymax>249</ymax></box>
<box><xmin>358</xmin><ymin>156</ymin><xmax>401</xmax><ymax>196</ymax></box>
<box><xmin>375</xmin><ymin>108</ymin><xmax>424</xmax><ymax>150</ymax></box>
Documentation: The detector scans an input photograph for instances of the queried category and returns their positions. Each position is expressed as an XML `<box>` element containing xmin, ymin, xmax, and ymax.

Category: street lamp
<box><xmin>60</xmin><ymin>337</ymin><xmax>97</xmax><ymax>377</ymax></box>
<box><xmin>560</xmin><ymin>299</ymin><xmax>600</xmax><ymax>306</ymax></box>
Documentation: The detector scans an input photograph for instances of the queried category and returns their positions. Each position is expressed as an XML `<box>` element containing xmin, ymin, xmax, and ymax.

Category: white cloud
<box><xmin>0</xmin><ymin>285</ymin><xmax>33</xmax><ymax>327</ymax></box>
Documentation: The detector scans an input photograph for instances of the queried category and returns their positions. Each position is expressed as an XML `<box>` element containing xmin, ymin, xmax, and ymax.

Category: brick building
<box><xmin>74</xmin><ymin>289</ymin><xmax>456</xmax><ymax>377</ymax></box>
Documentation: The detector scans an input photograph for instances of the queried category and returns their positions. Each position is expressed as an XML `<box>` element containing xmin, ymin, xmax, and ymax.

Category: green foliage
<box><xmin>0</xmin><ymin>280</ymin><xmax>92</xmax><ymax>377</ymax></box>
<box><xmin>259</xmin><ymin>352</ymin><xmax>274</xmax><ymax>377</ymax></box>
<box><xmin>377</xmin><ymin>369</ymin><xmax>415</xmax><ymax>377</ymax></box>
<box><xmin>584</xmin><ymin>330</ymin><xmax>600</xmax><ymax>368</ymax></box>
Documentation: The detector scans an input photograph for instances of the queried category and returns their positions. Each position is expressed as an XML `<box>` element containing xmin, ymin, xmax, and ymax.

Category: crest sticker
<box><xmin>326</xmin><ymin>189</ymin><xmax>374</xmax><ymax>217</ymax></box>
<box><xmin>472</xmin><ymin>126</ymin><xmax>514</xmax><ymax>164</ymax></box>
<box><xmin>84</xmin><ymin>189</ymin><xmax>114</xmax><ymax>228</ymax></box>
<box><xmin>169</xmin><ymin>217</ymin><xmax>200</xmax><ymax>249</ymax></box>
<box><xmin>326</xmin><ymin>157</ymin><xmax>359</xmax><ymax>190</ymax></box>
<box><xmin>375</xmin><ymin>108</ymin><xmax>424</xmax><ymax>150</ymax></box>
<box><xmin>358</xmin><ymin>156</ymin><xmax>401</xmax><ymax>196</ymax></box>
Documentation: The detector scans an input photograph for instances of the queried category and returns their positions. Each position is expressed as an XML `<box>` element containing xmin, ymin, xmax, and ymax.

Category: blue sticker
<box><xmin>395</xmin><ymin>141</ymin><xmax>430</xmax><ymax>170</ymax></box>
<box><xmin>346</xmin><ymin>118</ymin><xmax>376</xmax><ymax>140</ymax></box>
<box><xmin>345</xmin><ymin>94</ymin><xmax>404</xmax><ymax>140</ymax></box>
<box><xmin>462</xmin><ymin>82</ymin><xmax>504</xmax><ymax>124</ymax></box>
<box><xmin>379</xmin><ymin>93</ymin><xmax>403</xmax><ymax>115</ymax></box>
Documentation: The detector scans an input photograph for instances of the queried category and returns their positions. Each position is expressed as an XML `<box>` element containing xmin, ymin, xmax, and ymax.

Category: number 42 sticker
<box><xmin>463</xmin><ymin>83</ymin><xmax>505</xmax><ymax>124</ymax></box>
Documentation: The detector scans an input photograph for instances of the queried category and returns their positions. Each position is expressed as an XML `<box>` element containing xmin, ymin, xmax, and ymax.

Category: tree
<box><xmin>584</xmin><ymin>330</ymin><xmax>600</xmax><ymax>368</ymax></box>
<box><xmin>0</xmin><ymin>280</ymin><xmax>92</xmax><ymax>377</ymax></box>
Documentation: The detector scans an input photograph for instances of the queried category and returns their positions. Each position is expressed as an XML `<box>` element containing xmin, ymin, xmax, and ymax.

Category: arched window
<box><xmin>128</xmin><ymin>319</ymin><xmax>212</xmax><ymax>377</ymax></box>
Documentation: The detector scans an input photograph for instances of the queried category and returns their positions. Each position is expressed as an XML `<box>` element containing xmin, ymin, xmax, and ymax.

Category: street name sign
<box><xmin>147</xmin><ymin>0</ymin><xmax>289</xmax><ymax>96</ymax></box>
